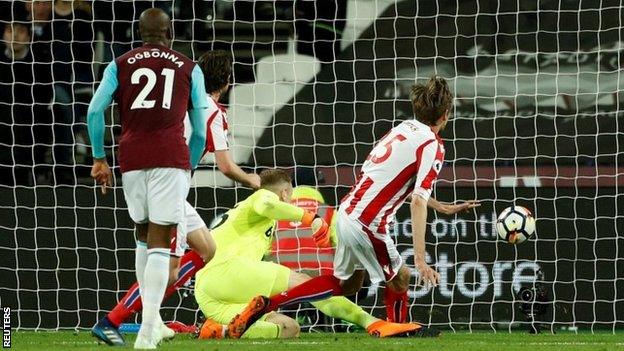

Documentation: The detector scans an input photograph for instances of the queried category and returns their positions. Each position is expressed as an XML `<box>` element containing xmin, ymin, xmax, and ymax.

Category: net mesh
<box><xmin>0</xmin><ymin>0</ymin><xmax>622</xmax><ymax>331</ymax></box>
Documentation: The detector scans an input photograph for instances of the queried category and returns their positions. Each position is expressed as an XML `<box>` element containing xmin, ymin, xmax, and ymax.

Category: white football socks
<box><xmin>138</xmin><ymin>247</ymin><xmax>170</xmax><ymax>342</ymax></box>
<box><xmin>135</xmin><ymin>241</ymin><xmax>148</xmax><ymax>298</ymax></box>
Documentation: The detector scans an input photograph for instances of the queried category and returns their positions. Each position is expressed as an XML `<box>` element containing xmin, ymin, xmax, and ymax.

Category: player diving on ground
<box><xmin>193</xmin><ymin>169</ymin><xmax>427</xmax><ymax>339</ymax></box>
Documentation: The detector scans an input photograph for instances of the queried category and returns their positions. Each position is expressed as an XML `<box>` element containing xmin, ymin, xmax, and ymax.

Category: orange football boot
<box><xmin>367</xmin><ymin>320</ymin><xmax>441</xmax><ymax>338</ymax></box>
<box><xmin>198</xmin><ymin>319</ymin><xmax>225</xmax><ymax>339</ymax></box>
<box><xmin>367</xmin><ymin>320</ymin><xmax>421</xmax><ymax>337</ymax></box>
<box><xmin>227</xmin><ymin>296</ymin><xmax>269</xmax><ymax>339</ymax></box>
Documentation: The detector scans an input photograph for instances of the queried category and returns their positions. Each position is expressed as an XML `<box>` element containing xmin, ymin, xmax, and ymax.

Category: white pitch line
<box><xmin>208</xmin><ymin>340</ymin><xmax>331</xmax><ymax>346</ymax></box>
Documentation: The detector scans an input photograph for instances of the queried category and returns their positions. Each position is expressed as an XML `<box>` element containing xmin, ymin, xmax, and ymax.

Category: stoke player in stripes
<box><xmin>90</xmin><ymin>50</ymin><xmax>260</xmax><ymax>346</ymax></box>
<box><xmin>194</xmin><ymin>50</ymin><xmax>261</xmax><ymax>188</ymax></box>
<box><xmin>228</xmin><ymin>76</ymin><xmax>480</xmax><ymax>338</ymax></box>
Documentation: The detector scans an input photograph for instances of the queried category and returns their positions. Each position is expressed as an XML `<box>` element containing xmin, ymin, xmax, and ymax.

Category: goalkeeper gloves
<box><xmin>301</xmin><ymin>211</ymin><xmax>331</xmax><ymax>248</ymax></box>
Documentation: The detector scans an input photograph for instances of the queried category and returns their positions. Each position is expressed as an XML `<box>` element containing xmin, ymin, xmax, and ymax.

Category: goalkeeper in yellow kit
<box><xmin>194</xmin><ymin>169</ymin><xmax>424</xmax><ymax>339</ymax></box>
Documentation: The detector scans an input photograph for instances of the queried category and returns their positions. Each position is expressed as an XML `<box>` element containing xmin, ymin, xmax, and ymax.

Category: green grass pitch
<box><xmin>9</xmin><ymin>331</ymin><xmax>624</xmax><ymax>351</ymax></box>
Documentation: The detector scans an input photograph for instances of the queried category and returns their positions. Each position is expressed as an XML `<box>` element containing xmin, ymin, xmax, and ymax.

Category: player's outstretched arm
<box><xmin>252</xmin><ymin>191</ymin><xmax>330</xmax><ymax>246</ymax></box>
<box><xmin>214</xmin><ymin>150</ymin><xmax>260</xmax><ymax>189</ymax></box>
<box><xmin>87</xmin><ymin>61</ymin><xmax>118</xmax><ymax>194</ymax></box>
<box><xmin>411</xmin><ymin>195</ymin><xmax>440</xmax><ymax>288</ymax></box>
<box><xmin>427</xmin><ymin>197</ymin><xmax>481</xmax><ymax>215</ymax></box>
<box><xmin>252</xmin><ymin>191</ymin><xmax>306</xmax><ymax>221</ymax></box>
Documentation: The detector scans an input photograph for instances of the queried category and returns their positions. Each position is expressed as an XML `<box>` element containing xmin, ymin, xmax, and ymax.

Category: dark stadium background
<box><xmin>0</xmin><ymin>0</ymin><xmax>622</xmax><ymax>331</ymax></box>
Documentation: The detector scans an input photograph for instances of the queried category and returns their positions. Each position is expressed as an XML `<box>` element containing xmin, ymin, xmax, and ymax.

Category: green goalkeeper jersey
<box><xmin>208</xmin><ymin>188</ymin><xmax>305</xmax><ymax>264</ymax></box>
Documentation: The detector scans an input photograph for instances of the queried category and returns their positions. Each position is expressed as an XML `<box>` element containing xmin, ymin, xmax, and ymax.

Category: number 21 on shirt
<box><xmin>130</xmin><ymin>67</ymin><xmax>175</xmax><ymax>110</ymax></box>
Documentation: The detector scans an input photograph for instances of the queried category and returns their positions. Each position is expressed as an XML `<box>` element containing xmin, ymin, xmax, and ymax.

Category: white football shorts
<box><xmin>333</xmin><ymin>209</ymin><xmax>403</xmax><ymax>284</ymax></box>
<box><xmin>122</xmin><ymin>167</ymin><xmax>190</xmax><ymax>226</ymax></box>
<box><xmin>171</xmin><ymin>201</ymin><xmax>208</xmax><ymax>257</ymax></box>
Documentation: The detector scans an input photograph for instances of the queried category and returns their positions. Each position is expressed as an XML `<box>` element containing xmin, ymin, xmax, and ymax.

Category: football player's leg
<box><xmin>94</xmin><ymin>250</ymin><xmax>177</xmax><ymax>345</ymax></box>
<box><xmin>236</xmin><ymin>317</ymin><xmax>286</xmax><ymax>339</ymax></box>
<box><xmin>134</xmin><ymin>224</ymin><xmax>149</xmax><ymax>300</ymax></box>
<box><xmin>180</xmin><ymin>202</ymin><xmax>215</xmax><ymax>263</ymax></box>
<box><xmin>94</xmin><ymin>170</ymin><xmax>149</xmax><ymax>346</ymax></box>
<box><xmin>384</xmin><ymin>265</ymin><xmax>411</xmax><ymax>323</ymax></box>
<box><xmin>185</xmin><ymin>227</ymin><xmax>215</xmax><ymax>263</ymax></box>
<box><xmin>264</xmin><ymin>313</ymin><xmax>300</xmax><ymax>338</ymax></box>
<box><xmin>136</xmin><ymin>222</ymin><xmax>173</xmax><ymax>345</ymax></box>
<box><xmin>197</xmin><ymin>299</ymin><xmax>289</xmax><ymax>339</ymax></box>
<box><xmin>95</xmin><ymin>223</ymin><xmax>173</xmax><ymax>346</ymax></box>
<box><xmin>196</xmin><ymin>259</ymin><xmax>291</xmax><ymax>305</ymax></box>
<box><xmin>96</xmin><ymin>206</ymin><xmax>207</xmax><ymax>346</ymax></box>
<box><xmin>294</xmin><ymin>270</ymin><xmax>426</xmax><ymax>337</ymax></box>
<box><xmin>155</xmin><ymin>227</ymin><xmax>209</xmax><ymax>337</ymax></box>
<box><xmin>196</xmin><ymin>260</ymin><xmax>292</xmax><ymax>339</ymax></box>
<box><xmin>349</xmin><ymin>225</ymin><xmax>409</xmax><ymax>323</ymax></box>
<box><xmin>168</xmin><ymin>256</ymin><xmax>181</xmax><ymax>287</ymax></box>
<box><xmin>288</xmin><ymin>270</ymin><xmax>416</xmax><ymax>336</ymax></box>
<box><xmin>104</xmin><ymin>249</ymin><xmax>203</xmax><ymax>329</ymax></box>
<box><xmin>285</xmin><ymin>270</ymin><xmax>377</xmax><ymax>329</ymax></box>
<box><xmin>234</xmin><ymin>267</ymin><xmax>419</xmax><ymax>339</ymax></box>
<box><xmin>162</xmin><ymin>250</ymin><xmax>205</xmax><ymax>302</ymax></box>
<box><xmin>202</xmin><ymin>308</ymin><xmax>297</xmax><ymax>340</ymax></box>
<box><xmin>137</xmin><ymin>168</ymin><xmax>190</xmax><ymax>345</ymax></box>
<box><xmin>121</xmin><ymin>170</ymin><xmax>150</xmax><ymax>299</ymax></box>
<box><xmin>162</xmin><ymin>203</ymin><xmax>212</xmax><ymax>301</ymax></box>
<box><xmin>228</xmin><ymin>268</ymin><xmax>352</xmax><ymax>338</ymax></box>
<box><xmin>351</xmin><ymin>225</ymin><xmax>409</xmax><ymax>324</ymax></box>
<box><xmin>254</xmin><ymin>212</ymin><xmax>369</xmax><ymax>315</ymax></box>
<box><xmin>362</xmin><ymin>235</ymin><xmax>440</xmax><ymax>337</ymax></box>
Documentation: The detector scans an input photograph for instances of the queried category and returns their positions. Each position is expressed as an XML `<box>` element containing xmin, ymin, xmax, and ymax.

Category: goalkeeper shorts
<box><xmin>194</xmin><ymin>258</ymin><xmax>290</xmax><ymax>324</ymax></box>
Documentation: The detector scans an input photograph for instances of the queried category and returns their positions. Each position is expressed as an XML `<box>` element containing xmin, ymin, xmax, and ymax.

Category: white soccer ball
<box><xmin>496</xmin><ymin>206</ymin><xmax>536</xmax><ymax>244</ymax></box>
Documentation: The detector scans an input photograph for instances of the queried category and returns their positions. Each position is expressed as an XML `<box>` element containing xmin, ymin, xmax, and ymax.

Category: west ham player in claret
<box><xmin>86</xmin><ymin>8</ymin><xmax>210</xmax><ymax>349</ymax></box>
<box><xmin>229</xmin><ymin>76</ymin><xmax>480</xmax><ymax>338</ymax></box>
<box><xmin>89</xmin><ymin>50</ymin><xmax>261</xmax><ymax>347</ymax></box>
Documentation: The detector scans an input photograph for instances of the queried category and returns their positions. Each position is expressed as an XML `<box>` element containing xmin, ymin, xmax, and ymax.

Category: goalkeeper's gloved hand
<box><xmin>311</xmin><ymin>217</ymin><xmax>330</xmax><ymax>248</ymax></box>
<box><xmin>301</xmin><ymin>211</ymin><xmax>331</xmax><ymax>248</ymax></box>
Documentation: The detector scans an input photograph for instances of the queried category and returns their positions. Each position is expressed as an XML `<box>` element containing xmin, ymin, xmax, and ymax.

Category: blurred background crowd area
<box><xmin>2</xmin><ymin>1</ymin><xmax>620</xmax><ymax>188</ymax></box>
<box><xmin>0</xmin><ymin>0</ymin><xmax>348</xmax><ymax>186</ymax></box>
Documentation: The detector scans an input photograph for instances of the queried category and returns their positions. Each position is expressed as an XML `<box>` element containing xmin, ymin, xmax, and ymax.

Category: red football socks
<box><xmin>384</xmin><ymin>287</ymin><xmax>408</xmax><ymax>323</ymax></box>
<box><xmin>107</xmin><ymin>282</ymin><xmax>140</xmax><ymax>327</ymax></box>
<box><xmin>266</xmin><ymin>274</ymin><xmax>343</xmax><ymax>311</ymax></box>
<box><xmin>106</xmin><ymin>250</ymin><xmax>205</xmax><ymax>327</ymax></box>
<box><xmin>163</xmin><ymin>250</ymin><xmax>205</xmax><ymax>300</ymax></box>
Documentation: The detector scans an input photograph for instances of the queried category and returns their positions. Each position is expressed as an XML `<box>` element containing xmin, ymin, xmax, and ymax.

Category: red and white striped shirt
<box><xmin>185</xmin><ymin>95</ymin><xmax>229</xmax><ymax>156</ymax></box>
<box><xmin>203</xmin><ymin>97</ymin><xmax>229</xmax><ymax>153</ymax></box>
<box><xmin>339</xmin><ymin>119</ymin><xmax>445</xmax><ymax>234</ymax></box>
